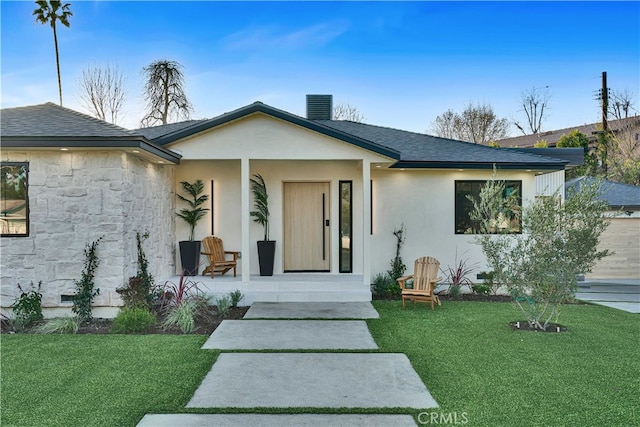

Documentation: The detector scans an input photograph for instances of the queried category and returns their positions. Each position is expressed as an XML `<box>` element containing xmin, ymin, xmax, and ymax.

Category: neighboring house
<box><xmin>1</xmin><ymin>96</ymin><xmax>580</xmax><ymax>315</ymax></box>
<box><xmin>566</xmin><ymin>177</ymin><xmax>640</xmax><ymax>280</ymax></box>
<box><xmin>497</xmin><ymin>116</ymin><xmax>640</xmax><ymax>148</ymax></box>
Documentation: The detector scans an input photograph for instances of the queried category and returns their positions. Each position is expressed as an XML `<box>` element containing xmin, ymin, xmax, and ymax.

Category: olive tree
<box><xmin>470</xmin><ymin>175</ymin><xmax>610</xmax><ymax>330</ymax></box>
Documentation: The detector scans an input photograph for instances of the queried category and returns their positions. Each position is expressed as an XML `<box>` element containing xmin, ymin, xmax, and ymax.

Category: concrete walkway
<box><xmin>138</xmin><ymin>414</ymin><xmax>418</xmax><ymax>427</ymax></box>
<box><xmin>244</xmin><ymin>301</ymin><xmax>380</xmax><ymax>319</ymax></box>
<box><xmin>202</xmin><ymin>320</ymin><xmax>378</xmax><ymax>350</ymax></box>
<box><xmin>137</xmin><ymin>302</ymin><xmax>437</xmax><ymax>426</ymax></box>
<box><xmin>576</xmin><ymin>280</ymin><xmax>640</xmax><ymax>313</ymax></box>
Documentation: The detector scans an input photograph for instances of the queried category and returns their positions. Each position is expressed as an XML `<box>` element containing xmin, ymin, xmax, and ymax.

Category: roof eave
<box><xmin>1</xmin><ymin>136</ymin><xmax>181</xmax><ymax>164</ymax></box>
<box><xmin>389</xmin><ymin>161</ymin><xmax>567</xmax><ymax>170</ymax></box>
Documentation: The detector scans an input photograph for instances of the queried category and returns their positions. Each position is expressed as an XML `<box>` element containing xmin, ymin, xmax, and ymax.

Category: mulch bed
<box><xmin>0</xmin><ymin>306</ymin><xmax>249</xmax><ymax>335</ymax></box>
<box><xmin>509</xmin><ymin>320</ymin><xmax>568</xmax><ymax>333</ymax></box>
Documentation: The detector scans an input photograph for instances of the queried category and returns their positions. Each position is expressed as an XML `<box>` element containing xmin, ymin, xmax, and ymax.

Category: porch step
<box><xmin>248</xmin><ymin>290</ymin><xmax>372</xmax><ymax>303</ymax></box>
<box><xmin>162</xmin><ymin>274</ymin><xmax>372</xmax><ymax>304</ymax></box>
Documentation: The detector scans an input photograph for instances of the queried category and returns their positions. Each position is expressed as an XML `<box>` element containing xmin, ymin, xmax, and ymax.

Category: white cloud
<box><xmin>221</xmin><ymin>20</ymin><xmax>349</xmax><ymax>51</ymax></box>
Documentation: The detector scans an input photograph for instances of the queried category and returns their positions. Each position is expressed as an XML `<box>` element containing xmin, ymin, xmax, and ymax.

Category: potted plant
<box><xmin>176</xmin><ymin>180</ymin><xmax>209</xmax><ymax>276</ymax></box>
<box><xmin>250</xmin><ymin>174</ymin><xmax>275</xmax><ymax>276</ymax></box>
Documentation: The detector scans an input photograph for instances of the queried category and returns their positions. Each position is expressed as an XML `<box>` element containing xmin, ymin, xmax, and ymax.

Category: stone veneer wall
<box><xmin>0</xmin><ymin>150</ymin><xmax>175</xmax><ymax>317</ymax></box>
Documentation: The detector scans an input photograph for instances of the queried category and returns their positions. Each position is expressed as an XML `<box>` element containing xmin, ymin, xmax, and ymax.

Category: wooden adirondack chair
<box><xmin>201</xmin><ymin>236</ymin><xmax>239</xmax><ymax>278</ymax></box>
<box><xmin>397</xmin><ymin>256</ymin><xmax>442</xmax><ymax>309</ymax></box>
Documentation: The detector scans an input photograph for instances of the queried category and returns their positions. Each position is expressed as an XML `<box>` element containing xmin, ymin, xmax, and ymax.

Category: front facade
<box><xmin>1</xmin><ymin>97</ymin><xmax>576</xmax><ymax>316</ymax></box>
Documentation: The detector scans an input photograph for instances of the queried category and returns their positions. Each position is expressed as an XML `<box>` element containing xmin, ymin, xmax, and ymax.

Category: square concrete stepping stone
<box><xmin>244</xmin><ymin>302</ymin><xmax>379</xmax><ymax>319</ymax></box>
<box><xmin>202</xmin><ymin>320</ymin><xmax>378</xmax><ymax>350</ymax></box>
<box><xmin>187</xmin><ymin>353</ymin><xmax>438</xmax><ymax>409</ymax></box>
<box><xmin>137</xmin><ymin>414</ymin><xmax>418</xmax><ymax>426</ymax></box>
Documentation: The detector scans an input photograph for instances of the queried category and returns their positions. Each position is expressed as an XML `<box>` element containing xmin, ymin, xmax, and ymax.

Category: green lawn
<box><xmin>0</xmin><ymin>335</ymin><xmax>216</xmax><ymax>427</ymax></box>
<box><xmin>369</xmin><ymin>301</ymin><xmax>640</xmax><ymax>426</ymax></box>
<box><xmin>1</xmin><ymin>302</ymin><xmax>638</xmax><ymax>426</ymax></box>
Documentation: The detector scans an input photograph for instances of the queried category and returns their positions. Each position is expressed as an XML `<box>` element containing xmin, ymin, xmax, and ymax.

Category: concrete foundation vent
<box><xmin>306</xmin><ymin>94</ymin><xmax>333</xmax><ymax>120</ymax></box>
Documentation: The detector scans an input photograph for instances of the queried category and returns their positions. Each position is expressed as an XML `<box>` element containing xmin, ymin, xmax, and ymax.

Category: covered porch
<box><xmin>167</xmin><ymin>108</ymin><xmax>398</xmax><ymax>294</ymax></box>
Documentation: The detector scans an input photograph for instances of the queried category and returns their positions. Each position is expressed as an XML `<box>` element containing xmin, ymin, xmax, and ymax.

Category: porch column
<box><xmin>362</xmin><ymin>159</ymin><xmax>371</xmax><ymax>286</ymax></box>
<box><xmin>241</xmin><ymin>157</ymin><xmax>251</xmax><ymax>282</ymax></box>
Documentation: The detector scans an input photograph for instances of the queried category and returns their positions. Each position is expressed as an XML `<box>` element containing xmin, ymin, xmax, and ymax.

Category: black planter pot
<box><xmin>179</xmin><ymin>241</ymin><xmax>201</xmax><ymax>276</ymax></box>
<box><xmin>257</xmin><ymin>240</ymin><xmax>276</xmax><ymax>276</ymax></box>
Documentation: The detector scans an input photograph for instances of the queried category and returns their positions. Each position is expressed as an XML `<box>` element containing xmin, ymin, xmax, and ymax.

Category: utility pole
<box><xmin>601</xmin><ymin>71</ymin><xmax>608</xmax><ymax>132</ymax></box>
<box><xmin>599</xmin><ymin>71</ymin><xmax>609</xmax><ymax>175</ymax></box>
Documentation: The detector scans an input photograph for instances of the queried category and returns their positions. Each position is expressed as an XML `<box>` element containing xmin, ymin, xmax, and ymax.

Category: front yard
<box><xmin>369</xmin><ymin>301</ymin><xmax>640</xmax><ymax>426</ymax></box>
<box><xmin>1</xmin><ymin>301</ymin><xmax>638</xmax><ymax>426</ymax></box>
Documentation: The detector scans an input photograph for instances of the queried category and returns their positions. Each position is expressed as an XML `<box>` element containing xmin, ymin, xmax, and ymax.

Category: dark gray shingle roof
<box><xmin>1</xmin><ymin>102</ymin><xmax>135</xmax><ymax>137</ymax></box>
<box><xmin>566</xmin><ymin>177</ymin><xmax>640</xmax><ymax>210</ymax></box>
<box><xmin>134</xmin><ymin>120</ymin><xmax>207</xmax><ymax>140</ymax></box>
<box><xmin>317</xmin><ymin>120</ymin><xmax>567</xmax><ymax>168</ymax></box>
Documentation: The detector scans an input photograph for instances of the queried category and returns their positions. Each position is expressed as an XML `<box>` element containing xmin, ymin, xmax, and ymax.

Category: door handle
<box><xmin>322</xmin><ymin>193</ymin><xmax>326</xmax><ymax>260</ymax></box>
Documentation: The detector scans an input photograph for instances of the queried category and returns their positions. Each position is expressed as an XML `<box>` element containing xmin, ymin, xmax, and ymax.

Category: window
<box><xmin>339</xmin><ymin>181</ymin><xmax>352</xmax><ymax>273</ymax></box>
<box><xmin>1</xmin><ymin>162</ymin><xmax>29</xmax><ymax>237</ymax></box>
<box><xmin>455</xmin><ymin>180</ymin><xmax>521</xmax><ymax>234</ymax></box>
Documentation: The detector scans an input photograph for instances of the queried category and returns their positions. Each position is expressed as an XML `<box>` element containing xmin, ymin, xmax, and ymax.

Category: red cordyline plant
<box><xmin>159</xmin><ymin>269</ymin><xmax>205</xmax><ymax>309</ymax></box>
<box><xmin>442</xmin><ymin>249</ymin><xmax>479</xmax><ymax>295</ymax></box>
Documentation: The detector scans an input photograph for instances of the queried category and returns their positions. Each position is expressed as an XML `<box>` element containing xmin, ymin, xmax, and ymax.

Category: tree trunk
<box><xmin>52</xmin><ymin>22</ymin><xmax>63</xmax><ymax>106</ymax></box>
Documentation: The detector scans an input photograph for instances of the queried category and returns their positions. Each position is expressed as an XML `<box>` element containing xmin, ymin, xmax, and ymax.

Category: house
<box><xmin>1</xmin><ymin>95</ymin><xmax>579</xmax><ymax>316</ymax></box>
<box><xmin>566</xmin><ymin>177</ymin><xmax>640</xmax><ymax>279</ymax></box>
<box><xmin>497</xmin><ymin>116</ymin><xmax>640</xmax><ymax>148</ymax></box>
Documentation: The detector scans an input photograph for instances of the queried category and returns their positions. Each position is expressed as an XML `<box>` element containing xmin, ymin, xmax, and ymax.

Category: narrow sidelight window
<box><xmin>339</xmin><ymin>180</ymin><xmax>353</xmax><ymax>273</ymax></box>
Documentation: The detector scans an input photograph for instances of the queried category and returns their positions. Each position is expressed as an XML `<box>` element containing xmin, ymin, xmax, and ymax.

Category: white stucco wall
<box><xmin>169</xmin><ymin>113</ymin><xmax>395</xmax><ymax>162</ymax></box>
<box><xmin>370</xmin><ymin>168</ymin><xmax>538</xmax><ymax>280</ymax></box>
<box><xmin>0</xmin><ymin>150</ymin><xmax>175</xmax><ymax>317</ymax></box>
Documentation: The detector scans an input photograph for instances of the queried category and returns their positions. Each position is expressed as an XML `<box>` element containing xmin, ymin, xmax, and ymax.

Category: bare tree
<box><xmin>606</xmin><ymin>119</ymin><xmax>640</xmax><ymax>185</ymax></box>
<box><xmin>140</xmin><ymin>59</ymin><xmax>193</xmax><ymax>127</ymax></box>
<box><xmin>33</xmin><ymin>0</ymin><xmax>72</xmax><ymax>106</ymax></box>
<box><xmin>333</xmin><ymin>102</ymin><xmax>366</xmax><ymax>122</ymax></box>
<box><xmin>609</xmin><ymin>89</ymin><xmax>636</xmax><ymax>120</ymax></box>
<box><xmin>431</xmin><ymin>109</ymin><xmax>457</xmax><ymax>139</ymax></box>
<box><xmin>431</xmin><ymin>103</ymin><xmax>510</xmax><ymax>144</ymax></box>
<box><xmin>78</xmin><ymin>64</ymin><xmax>126</xmax><ymax>124</ymax></box>
<box><xmin>514</xmin><ymin>86</ymin><xmax>550</xmax><ymax>135</ymax></box>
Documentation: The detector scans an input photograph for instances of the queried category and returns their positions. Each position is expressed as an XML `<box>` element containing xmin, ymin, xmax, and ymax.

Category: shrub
<box><xmin>116</xmin><ymin>232</ymin><xmax>155</xmax><ymax>309</ymax></box>
<box><xmin>477</xmin><ymin>271</ymin><xmax>501</xmax><ymax>295</ymax></box>
<box><xmin>387</xmin><ymin>224</ymin><xmax>407</xmax><ymax>280</ymax></box>
<box><xmin>371</xmin><ymin>273</ymin><xmax>401</xmax><ymax>299</ymax></box>
<box><xmin>471</xmin><ymin>175</ymin><xmax>610</xmax><ymax>330</ymax></box>
<box><xmin>159</xmin><ymin>274</ymin><xmax>208</xmax><ymax>334</ymax></box>
<box><xmin>162</xmin><ymin>300</ymin><xmax>199</xmax><ymax>334</ymax></box>
<box><xmin>72</xmin><ymin>237</ymin><xmax>103</xmax><ymax>321</ymax></box>
<box><xmin>35</xmin><ymin>316</ymin><xmax>79</xmax><ymax>334</ymax></box>
<box><xmin>471</xmin><ymin>283</ymin><xmax>492</xmax><ymax>296</ymax></box>
<box><xmin>229</xmin><ymin>290</ymin><xmax>244</xmax><ymax>308</ymax></box>
<box><xmin>11</xmin><ymin>281</ymin><xmax>43</xmax><ymax>330</ymax></box>
<box><xmin>111</xmin><ymin>307</ymin><xmax>157</xmax><ymax>334</ymax></box>
<box><xmin>215</xmin><ymin>295</ymin><xmax>231</xmax><ymax>318</ymax></box>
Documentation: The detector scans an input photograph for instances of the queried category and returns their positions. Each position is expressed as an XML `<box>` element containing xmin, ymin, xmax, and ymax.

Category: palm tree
<box><xmin>33</xmin><ymin>0</ymin><xmax>72</xmax><ymax>106</ymax></box>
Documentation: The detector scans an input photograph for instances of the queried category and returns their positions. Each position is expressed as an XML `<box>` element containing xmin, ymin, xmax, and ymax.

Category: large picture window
<box><xmin>1</xmin><ymin>162</ymin><xmax>29</xmax><ymax>237</ymax></box>
<box><xmin>455</xmin><ymin>180</ymin><xmax>521</xmax><ymax>234</ymax></box>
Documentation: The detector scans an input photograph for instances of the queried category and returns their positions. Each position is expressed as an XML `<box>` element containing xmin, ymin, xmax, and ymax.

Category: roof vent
<box><xmin>306</xmin><ymin>94</ymin><xmax>333</xmax><ymax>120</ymax></box>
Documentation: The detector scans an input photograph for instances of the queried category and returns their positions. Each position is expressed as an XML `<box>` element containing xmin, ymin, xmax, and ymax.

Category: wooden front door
<box><xmin>283</xmin><ymin>182</ymin><xmax>331</xmax><ymax>272</ymax></box>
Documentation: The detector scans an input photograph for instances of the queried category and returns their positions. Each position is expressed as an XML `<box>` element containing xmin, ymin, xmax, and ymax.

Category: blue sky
<box><xmin>1</xmin><ymin>1</ymin><xmax>638</xmax><ymax>135</ymax></box>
